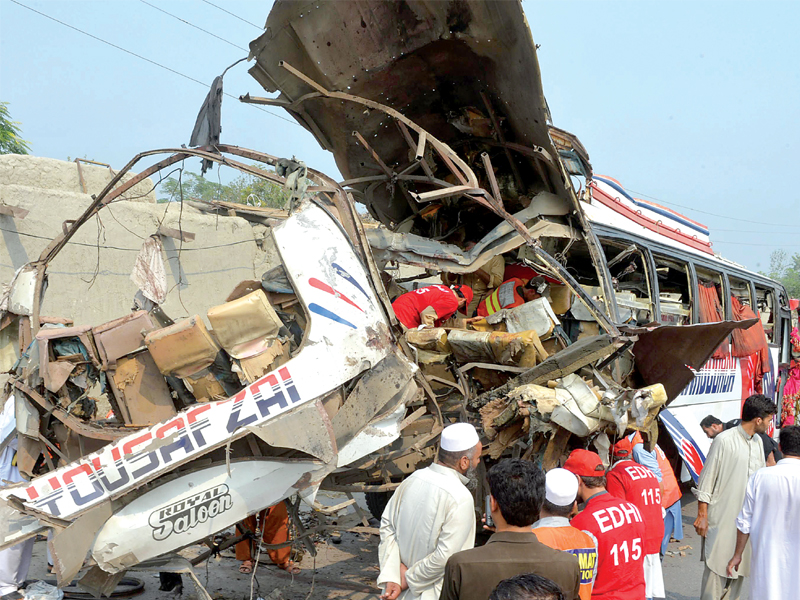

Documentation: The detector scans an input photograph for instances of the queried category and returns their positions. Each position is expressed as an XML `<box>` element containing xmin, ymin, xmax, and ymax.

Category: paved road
<box><xmin>663</xmin><ymin>491</ymin><xmax>749</xmax><ymax>600</ymax></box>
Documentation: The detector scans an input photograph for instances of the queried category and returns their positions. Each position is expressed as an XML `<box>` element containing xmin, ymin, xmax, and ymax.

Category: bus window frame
<box><xmin>694</xmin><ymin>264</ymin><xmax>728</xmax><ymax>321</ymax></box>
<box><xmin>721</xmin><ymin>273</ymin><xmax>732</xmax><ymax>322</ymax></box>
<box><xmin>754</xmin><ymin>283</ymin><xmax>778</xmax><ymax>345</ymax></box>
<box><xmin>727</xmin><ymin>275</ymin><xmax>754</xmax><ymax>309</ymax></box>
<box><xmin>650</xmin><ymin>252</ymin><xmax>696</xmax><ymax>326</ymax></box>
<box><xmin>598</xmin><ymin>237</ymin><xmax>656</xmax><ymax>324</ymax></box>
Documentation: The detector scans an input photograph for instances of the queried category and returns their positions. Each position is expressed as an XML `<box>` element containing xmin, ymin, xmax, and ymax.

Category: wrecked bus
<box><xmin>0</xmin><ymin>0</ymin><xmax>789</xmax><ymax>593</ymax></box>
<box><xmin>244</xmin><ymin>0</ymin><xmax>792</xmax><ymax>478</ymax></box>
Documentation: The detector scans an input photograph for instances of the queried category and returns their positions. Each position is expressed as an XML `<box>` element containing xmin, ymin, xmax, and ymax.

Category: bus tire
<box><xmin>366</xmin><ymin>491</ymin><xmax>393</xmax><ymax>520</ymax></box>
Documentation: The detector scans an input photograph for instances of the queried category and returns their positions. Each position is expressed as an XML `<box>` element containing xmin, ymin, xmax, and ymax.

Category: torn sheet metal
<box><xmin>366</xmin><ymin>195</ymin><xmax>570</xmax><ymax>271</ymax></box>
<box><xmin>91</xmin><ymin>459</ymin><xmax>320</xmax><ymax>573</ymax></box>
<box><xmin>248</xmin><ymin>0</ymin><xmax>568</xmax><ymax>226</ymax></box>
<box><xmin>247</xmin><ymin>399</ymin><xmax>336</xmax><ymax>463</ymax></box>
<box><xmin>628</xmin><ymin>319</ymin><xmax>759</xmax><ymax>401</ymax></box>
<box><xmin>331</xmin><ymin>351</ymin><xmax>419</xmax><ymax>449</ymax></box>
<box><xmin>50</xmin><ymin>501</ymin><xmax>113</xmax><ymax>586</ymax></box>
<box><xmin>336</xmin><ymin>402</ymin><xmax>408</xmax><ymax>467</ymax></box>
<box><xmin>0</xmin><ymin>201</ymin><xmax>395</xmax><ymax>550</ymax></box>
<box><xmin>6</xmin><ymin>264</ymin><xmax>43</xmax><ymax>316</ymax></box>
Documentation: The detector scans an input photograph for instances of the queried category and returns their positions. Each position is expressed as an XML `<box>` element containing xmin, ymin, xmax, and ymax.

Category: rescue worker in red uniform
<box><xmin>531</xmin><ymin>468</ymin><xmax>598</xmax><ymax>600</ymax></box>
<box><xmin>628</xmin><ymin>431</ymin><xmax>683</xmax><ymax>557</ymax></box>
<box><xmin>565</xmin><ymin>449</ymin><xmax>646</xmax><ymax>600</ymax></box>
<box><xmin>474</xmin><ymin>277</ymin><xmax>547</xmax><ymax>318</ymax></box>
<box><xmin>606</xmin><ymin>439</ymin><xmax>665</xmax><ymax>600</ymax></box>
<box><xmin>391</xmin><ymin>284</ymin><xmax>473</xmax><ymax>329</ymax></box>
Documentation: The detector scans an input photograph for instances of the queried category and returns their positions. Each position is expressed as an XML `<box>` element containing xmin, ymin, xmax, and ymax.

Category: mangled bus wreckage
<box><xmin>0</xmin><ymin>0</ymin><xmax>761</xmax><ymax>594</ymax></box>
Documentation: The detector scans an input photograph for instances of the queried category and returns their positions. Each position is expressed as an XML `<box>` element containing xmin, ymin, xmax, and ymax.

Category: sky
<box><xmin>1</xmin><ymin>0</ymin><xmax>799</xmax><ymax>273</ymax></box>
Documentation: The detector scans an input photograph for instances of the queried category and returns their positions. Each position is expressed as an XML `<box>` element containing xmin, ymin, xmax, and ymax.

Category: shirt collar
<box><xmin>585</xmin><ymin>490</ymin><xmax>608</xmax><ymax>503</ymax></box>
<box><xmin>429</xmin><ymin>462</ymin><xmax>470</xmax><ymax>485</ymax></box>
<box><xmin>531</xmin><ymin>516</ymin><xmax>570</xmax><ymax>529</ymax></box>
<box><xmin>487</xmin><ymin>531</ymin><xmax>539</xmax><ymax>544</ymax></box>
<box><xmin>736</xmin><ymin>424</ymin><xmax>754</xmax><ymax>441</ymax></box>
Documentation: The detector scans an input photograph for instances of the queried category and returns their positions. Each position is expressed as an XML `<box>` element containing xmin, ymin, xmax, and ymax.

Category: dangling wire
<box><xmin>249</xmin><ymin>518</ymin><xmax>263</xmax><ymax>600</ymax></box>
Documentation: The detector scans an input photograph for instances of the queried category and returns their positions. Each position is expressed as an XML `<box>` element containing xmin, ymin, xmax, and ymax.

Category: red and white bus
<box><xmin>583</xmin><ymin>175</ymin><xmax>793</xmax><ymax>480</ymax></box>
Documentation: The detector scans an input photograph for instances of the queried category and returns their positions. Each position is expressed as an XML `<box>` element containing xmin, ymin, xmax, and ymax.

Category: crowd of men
<box><xmin>378</xmin><ymin>394</ymin><xmax>800</xmax><ymax>600</ymax></box>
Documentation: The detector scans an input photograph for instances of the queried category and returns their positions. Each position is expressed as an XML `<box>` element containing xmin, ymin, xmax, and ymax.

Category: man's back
<box><xmin>532</xmin><ymin>519</ymin><xmax>597</xmax><ymax>600</ymax></box>
<box><xmin>440</xmin><ymin>532</ymin><xmax>580</xmax><ymax>600</ymax></box>
<box><xmin>606</xmin><ymin>461</ymin><xmax>665</xmax><ymax>556</ymax></box>
<box><xmin>378</xmin><ymin>463</ymin><xmax>476</xmax><ymax>600</ymax></box>
<box><xmin>570</xmin><ymin>492</ymin><xmax>646</xmax><ymax>600</ymax></box>
<box><xmin>736</xmin><ymin>459</ymin><xmax>800</xmax><ymax>598</ymax></box>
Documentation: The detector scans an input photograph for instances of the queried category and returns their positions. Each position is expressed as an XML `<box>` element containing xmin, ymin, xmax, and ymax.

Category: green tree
<box><xmin>763</xmin><ymin>249</ymin><xmax>800</xmax><ymax>299</ymax></box>
<box><xmin>158</xmin><ymin>167</ymin><xmax>288</xmax><ymax>209</ymax></box>
<box><xmin>0</xmin><ymin>102</ymin><xmax>31</xmax><ymax>155</ymax></box>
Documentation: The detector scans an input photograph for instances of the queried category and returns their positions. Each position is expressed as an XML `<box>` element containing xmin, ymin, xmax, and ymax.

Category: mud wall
<box><xmin>0</xmin><ymin>154</ymin><xmax>280</xmax><ymax>327</ymax></box>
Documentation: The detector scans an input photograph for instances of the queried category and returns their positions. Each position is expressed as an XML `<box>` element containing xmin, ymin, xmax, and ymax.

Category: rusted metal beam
<box><xmin>157</xmin><ymin>226</ymin><xmax>195</xmax><ymax>243</ymax></box>
<box><xmin>410</xmin><ymin>185</ymin><xmax>475</xmax><ymax>203</ymax></box>
<box><xmin>480</xmin><ymin>91</ymin><xmax>525</xmax><ymax>194</ymax></box>
<box><xmin>396</xmin><ymin>121</ymin><xmax>436</xmax><ymax>179</ymax></box>
<box><xmin>11</xmin><ymin>380</ymin><xmax>134</xmax><ymax>441</ymax></box>
<box><xmin>0</xmin><ymin>205</ymin><xmax>29</xmax><ymax>219</ymax></box>
<box><xmin>480</xmin><ymin>152</ymin><xmax>504</xmax><ymax>210</ymax></box>
<box><xmin>352</xmin><ymin>131</ymin><xmax>393</xmax><ymax>179</ymax></box>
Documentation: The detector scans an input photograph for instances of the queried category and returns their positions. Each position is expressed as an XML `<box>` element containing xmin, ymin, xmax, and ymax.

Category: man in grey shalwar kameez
<box><xmin>692</xmin><ymin>394</ymin><xmax>775</xmax><ymax>600</ymax></box>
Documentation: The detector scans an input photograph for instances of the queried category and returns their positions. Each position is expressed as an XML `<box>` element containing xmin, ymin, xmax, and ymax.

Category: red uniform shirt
<box><xmin>570</xmin><ymin>492</ymin><xmax>645</xmax><ymax>600</ymax></box>
<box><xmin>391</xmin><ymin>285</ymin><xmax>459</xmax><ymax>329</ymax></box>
<box><xmin>607</xmin><ymin>460</ymin><xmax>665</xmax><ymax>556</ymax></box>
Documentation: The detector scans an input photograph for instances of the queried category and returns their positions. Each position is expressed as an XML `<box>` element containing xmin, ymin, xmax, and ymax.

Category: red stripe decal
<box><xmin>309</xmin><ymin>277</ymin><xmax>364</xmax><ymax>312</ymax></box>
<box><xmin>591</xmin><ymin>183</ymin><xmax>714</xmax><ymax>255</ymax></box>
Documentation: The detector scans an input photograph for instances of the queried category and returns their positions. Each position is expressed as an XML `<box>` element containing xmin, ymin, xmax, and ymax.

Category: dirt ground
<box><xmin>25</xmin><ymin>531</ymin><xmax>381</xmax><ymax>600</ymax></box>
<box><xmin>18</xmin><ymin>489</ymin><xmax>743</xmax><ymax>600</ymax></box>
<box><xmin>22</xmin><ymin>493</ymin><xmax>384</xmax><ymax>600</ymax></box>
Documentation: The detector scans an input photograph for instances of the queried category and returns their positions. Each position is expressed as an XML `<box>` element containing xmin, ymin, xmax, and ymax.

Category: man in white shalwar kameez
<box><xmin>0</xmin><ymin>394</ymin><xmax>35</xmax><ymax>595</ymax></box>
<box><xmin>727</xmin><ymin>425</ymin><xmax>800</xmax><ymax>599</ymax></box>
<box><xmin>692</xmin><ymin>394</ymin><xmax>774</xmax><ymax>600</ymax></box>
<box><xmin>377</xmin><ymin>423</ymin><xmax>481</xmax><ymax>600</ymax></box>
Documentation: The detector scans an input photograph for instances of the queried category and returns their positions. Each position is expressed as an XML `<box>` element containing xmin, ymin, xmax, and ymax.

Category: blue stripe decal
<box><xmin>309</xmin><ymin>303</ymin><xmax>357</xmax><ymax>329</ymax></box>
<box><xmin>333</xmin><ymin>262</ymin><xmax>369</xmax><ymax>300</ymax></box>
<box><xmin>594</xmin><ymin>176</ymin><xmax>709</xmax><ymax>236</ymax></box>
<box><xmin>659</xmin><ymin>409</ymin><xmax>706</xmax><ymax>484</ymax></box>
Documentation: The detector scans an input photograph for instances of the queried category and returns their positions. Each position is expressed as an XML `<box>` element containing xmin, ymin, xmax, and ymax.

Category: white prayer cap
<box><xmin>440</xmin><ymin>423</ymin><xmax>480</xmax><ymax>452</ymax></box>
<box><xmin>545</xmin><ymin>468</ymin><xmax>579</xmax><ymax>506</ymax></box>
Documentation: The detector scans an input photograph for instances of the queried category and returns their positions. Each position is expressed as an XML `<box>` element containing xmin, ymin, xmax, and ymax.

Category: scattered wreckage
<box><xmin>0</xmin><ymin>0</ymin><xmax>756</xmax><ymax>596</ymax></box>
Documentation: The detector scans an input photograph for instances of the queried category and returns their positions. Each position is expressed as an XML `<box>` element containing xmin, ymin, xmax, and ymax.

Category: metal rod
<box><xmin>480</xmin><ymin>152</ymin><xmax>504</xmax><ymax>210</ymax></box>
<box><xmin>352</xmin><ymin>131</ymin><xmax>393</xmax><ymax>178</ymax></box>
<box><xmin>480</xmin><ymin>91</ymin><xmax>525</xmax><ymax>194</ymax></box>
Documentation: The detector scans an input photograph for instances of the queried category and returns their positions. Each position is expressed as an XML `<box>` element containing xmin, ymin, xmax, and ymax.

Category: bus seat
<box><xmin>92</xmin><ymin>311</ymin><xmax>158</xmax><ymax>368</ymax></box>
<box><xmin>92</xmin><ymin>311</ymin><xmax>175</xmax><ymax>424</ymax></box>
<box><xmin>448</xmin><ymin>330</ymin><xmax>548</xmax><ymax>368</ymax></box>
<box><xmin>108</xmin><ymin>352</ymin><xmax>177</xmax><ymax>425</ymax></box>
<box><xmin>207</xmin><ymin>290</ymin><xmax>284</xmax><ymax>359</ymax></box>
<box><xmin>144</xmin><ymin>316</ymin><xmax>227</xmax><ymax>403</ymax></box>
<box><xmin>207</xmin><ymin>290</ymin><xmax>288</xmax><ymax>384</ymax></box>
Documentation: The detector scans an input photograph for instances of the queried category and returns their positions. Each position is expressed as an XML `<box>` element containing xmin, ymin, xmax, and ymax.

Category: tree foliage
<box><xmin>0</xmin><ymin>102</ymin><xmax>31</xmax><ymax>155</ymax></box>
<box><xmin>763</xmin><ymin>249</ymin><xmax>800</xmax><ymax>299</ymax></box>
<box><xmin>158</xmin><ymin>166</ymin><xmax>289</xmax><ymax>209</ymax></box>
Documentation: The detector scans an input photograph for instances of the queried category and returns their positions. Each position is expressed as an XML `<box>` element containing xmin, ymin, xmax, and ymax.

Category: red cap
<box><xmin>612</xmin><ymin>438</ymin><xmax>633</xmax><ymax>459</ymax></box>
<box><xmin>453</xmin><ymin>285</ymin><xmax>473</xmax><ymax>307</ymax></box>
<box><xmin>563</xmin><ymin>449</ymin><xmax>606</xmax><ymax>477</ymax></box>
